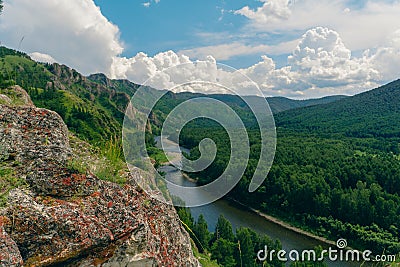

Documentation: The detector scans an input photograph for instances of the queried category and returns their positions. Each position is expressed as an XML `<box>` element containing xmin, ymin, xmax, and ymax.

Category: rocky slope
<box><xmin>0</xmin><ymin>86</ymin><xmax>200</xmax><ymax>266</ymax></box>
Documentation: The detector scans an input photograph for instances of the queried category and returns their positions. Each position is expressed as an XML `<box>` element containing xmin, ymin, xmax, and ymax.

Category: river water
<box><xmin>155</xmin><ymin>136</ymin><xmax>366</xmax><ymax>267</ymax></box>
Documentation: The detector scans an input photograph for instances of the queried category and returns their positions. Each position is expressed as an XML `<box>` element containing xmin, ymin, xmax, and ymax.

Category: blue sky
<box><xmin>93</xmin><ymin>0</ymin><xmax>280</xmax><ymax>68</ymax></box>
<box><xmin>1</xmin><ymin>0</ymin><xmax>400</xmax><ymax>98</ymax></box>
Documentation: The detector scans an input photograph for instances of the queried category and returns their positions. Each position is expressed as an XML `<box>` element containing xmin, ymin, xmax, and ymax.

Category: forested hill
<box><xmin>0</xmin><ymin>46</ymin><xmax>137</xmax><ymax>143</ymax></box>
<box><xmin>267</xmin><ymin>95</ymin><xmax>348</xmax><ymax>113</ymax></box>
<box><xmin>0</xmin><ymin>45</ymin><xmax>347</xmax><ymax>138</ymax></box>
<box><xmin>276</xmin><ymin>79</ymin><xmax>400</xmax><ymax>138</ymax></box>
<box><xmin>146</xmin><ymin>90</ymin><xmax>347</xmax><ymax>115</ymax></box>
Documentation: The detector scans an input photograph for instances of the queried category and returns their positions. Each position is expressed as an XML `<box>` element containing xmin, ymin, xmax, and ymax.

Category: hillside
<box><xmin>0</xmin><ymin>47</ymin><xmax>202</xmax><ymax>266</ymax></box>
<box><xmin>0</xmin><ymin>47</ymin><xmax>130</xmax><ymax>143</ymax></box>
<box><xmin>267</xmin><ymin>95</ymin><xmax>348</xmax><ymax>113</ymax></box>
<box><xmin>1</xmin><ymin>45</ymin><xmax>347</xmax><ymax>141</ymax></box>
<box><xmin>175</xmin><ymin>80</ymin><xmax>400</xmax><ymax>256</ymax></box>
<box><xmin>0</xmin><ymin>85</ymin><xmax>199</xmax><ymax>266</ymax></box>
<box><xmin>276</xmin><ymin>79</ymin><xmax>400</xmax><ymax>138</ymax></box>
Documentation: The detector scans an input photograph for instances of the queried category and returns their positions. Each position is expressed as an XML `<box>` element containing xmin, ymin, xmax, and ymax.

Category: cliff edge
<box><xmin>0</xmin><ymin>86</ymin><xmax>200</xmax><ymax>266</ymax></box>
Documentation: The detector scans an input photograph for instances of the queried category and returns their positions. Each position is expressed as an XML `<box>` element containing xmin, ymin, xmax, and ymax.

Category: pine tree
<box><xmin>213</xmin><ymin>215</ymin><xmax>235</xmax><ymax>242</ymax></box>
<box><xmin>193</xmin><ymin>214</ymin><xmax>210</xmax><ymax>252</ymax></box>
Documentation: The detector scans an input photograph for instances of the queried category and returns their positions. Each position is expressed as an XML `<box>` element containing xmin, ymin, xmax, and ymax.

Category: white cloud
<box><xmin>234</xmin><ymin>0</ymin><xmax>291</xmax><ymax>24</ymax></box>
<box><xmin>178</xmin><ymin>40</ymin><xmax>298</xmax><ymax>61</ymax></box>
<box><xmin>142</xmin><ymin>0</ymin><xmax>160</xmax><ymax>8</ymax></box>
<box><xmin>287</xmin><ymin>27</ymin><xmax>379</xmax><ymax>89</ymax></box>
<box><xmin>235</xmin><ymin>0</ymin><xmax>400</xmax><ymax>52</ymax></box>
<box><xmin>111</xmin><ymin>27</ymin><xmax>382</xmax><ymax>98</ymax></box>
<box><xmin>0</xmin><ymin>0</ymin><xmax>123</xmax><ymax>75</ymax></box>
<box><xmin>0</xmin><ymin>0</ymin><xmax>397</xmax><ymax>99</ymax></box>
<box><xmin>29</xmin><ymin>52</ymin><xmax>56</xmax><ymax>64</ymax></box>
<box><xmin>370</xmin><ymin>29</ymin><xmax>400</xmax><ymax>82</ymax></box>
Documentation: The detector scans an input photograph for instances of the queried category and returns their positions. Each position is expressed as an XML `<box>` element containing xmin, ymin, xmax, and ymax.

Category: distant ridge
<box><xmin>276</xmin><ymin>79</ymin><xmax>400</xmax><ymax>138</ymax></box>
<box><xmin>267</xmin><ymin>95</ymin><xmax>348</xmax><ymax>114</ymax></box>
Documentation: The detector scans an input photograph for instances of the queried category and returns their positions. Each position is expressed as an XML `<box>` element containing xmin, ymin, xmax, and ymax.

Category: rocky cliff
<box><xmin>0</xmin><ymin>86</ymin><xmax>200</xmax><ymax>266</ymax></box>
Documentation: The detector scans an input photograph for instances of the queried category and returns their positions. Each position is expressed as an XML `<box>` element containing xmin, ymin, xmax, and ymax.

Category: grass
<box><xmin>0</xmin><ymin>87</ymin><xmax>25</xmax><ymax>106</ymax></box>
<box><xmin>95</xmin><ymin>136</ymin><xmax>126</xmax><ymax>185</ymax></box>
<box><xmin>0</xmin><ymin>163</ymin><xmax>27</xmax><ymax>207</ymax></box>
<box><xmin>146</xmin><ymin>146</ymin><xmax>168</xmax><ymax>167</ymax></box>
<box><xmin>68</xmin><ymin>134</ymin><xmax>127</xmax><ymax>185</ymax></box>
<box><xmin>191</xmin><ymin>240</ymin><xmax>220</xmax><ymax>267</ymax></box>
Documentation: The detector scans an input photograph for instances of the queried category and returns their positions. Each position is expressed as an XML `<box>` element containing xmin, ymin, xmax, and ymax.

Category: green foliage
<box><xmin>176</xmin><ymin>206</ymin><xmax>194</xmax><ymax>229</ymax></box>
<box><xmin>0</xmin><ymin>163</ymin><xmax>27</xmax><ymax>207</ymax></box>
<box><xmin>268</xmin><ymin>95</ymin><xmax>348</xmax><ymax>114</ymax></box>
<box><xmin>94</xmin><ymin>137</ymin><xmax>126</xmax><ymax>185</ymax></box>
<box><xmin>290</xmin><ymin>246</ymin><xmax>327</xmax><ymax>267</ymax></box>
<box><xmin>149</xmin><ymin>75</ymin><xmax>400</xmax><ymax>257</ymax></box>
<box><xmin>213</xmin><ymin>215</ymin><xmax>235</xmax><ymax>242</ymax></box>
<box><xmin>191</xmin><ymin>240</ymin><xmax>221</xmax><ymax>267</ymax></box>
<box><xmin>67</xmin><ymin>158</ymin><xmax>87</xmax><ymax>174</ymax></box>
<box><xmin>146</xmin><ymin>146</ymin><xmax>168</xmax><ymax>167</ymax></box>
<box><xmin>180</xmin><ymin>127</ymin><xmax>400</xmax><ymax>255</ymax></box>
<box><xmin>210</xmin><ymin>238</ymin><xmax>237</xmax><ymax>267</ymax></box>
<box><xmin>0</xmin><ymin>47</ymin><xmax>128</xmax><ymax>144</ymax></box>
<box><xmin>276</xmin><ymin>79</ymin><xmax>400</xmax><ymax>138</ymax></box>
<box><xmin>101</xmin><ymin>135</ymin><xmax>123</xmax><ymax>166</ymax></box>
<box><xmin>176</xmin><ymin>208</ymin><xmax>285</xmax><ymax>267</ymax></box>
<box><xmin>193</xmin><ymin>214</ymin><xmax>211</xmax><ymax>252</ymax></box>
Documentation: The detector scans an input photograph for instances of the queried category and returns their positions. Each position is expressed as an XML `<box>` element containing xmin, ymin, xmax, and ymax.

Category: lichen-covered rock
<box><xmin>0</xmin><ymin>223</ymin><xmax>23</xmax><ymax>267</ymax></box>
<box><xmin>0</xmin><ymin>87</ymin><xmax>200</xmax><ymax>266</ymax></box>
<box><xmin>0</xmin><ymin>94</ymin><xmax>12</xmax><ymax>105</ymax></box>
<box><xmin>0</xmin><ymin>105</ymin><xmax>70</xmax><ymax>165</ymax></box>
<box><xmin>0</xmin><ymin>85</ymin><xmax>34</xmax><ymax>107</ymax></box>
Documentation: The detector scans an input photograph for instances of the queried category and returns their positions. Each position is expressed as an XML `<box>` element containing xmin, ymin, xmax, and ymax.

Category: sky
<box><xmin>1</xmin><ymin>0</ymin><xmax>400</xmax><ymax>98</ymax></box>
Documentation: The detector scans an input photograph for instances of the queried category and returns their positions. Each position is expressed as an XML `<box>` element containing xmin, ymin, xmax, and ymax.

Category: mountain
<box><xmin>0</xmin><ymin>47</ymin><xmax>132</xmax><ymax>143</ymax></box>
<box><xmin>276</xmin><ymin>79</ymin><xmax>400</xmax><ymax>138</ymax></box>
<box><xmin>0</xmin><ymin>45</ymin><xmax>348</xmax><ymax>141</ymax></box>
<box><xmin>149</xmin><ymin>91</ymin><xmax>347</xmax><ymax>115</ymax></box>
<box><xmin>267</xmin><ymin>95</ymin><xmax>348</xmax><ymax>113</ymax></box>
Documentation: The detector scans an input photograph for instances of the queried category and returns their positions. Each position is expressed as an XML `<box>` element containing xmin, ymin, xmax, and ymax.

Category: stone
<box><xmin>0</xmin><ymin>87</ymin><xmax>200</xmax><ymax>266</ymax></box>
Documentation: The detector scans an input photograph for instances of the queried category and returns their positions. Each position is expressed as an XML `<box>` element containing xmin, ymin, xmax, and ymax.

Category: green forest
<box><xmin>176</xmin><ymin>206</ymin><xmax>326</xmax><ymax>267</ymax></box>
<box><xmin>173</xmin><ymin>79</ymin><xmax>400</xmax><ymax>257</ymax></box>
<box><xmin>178</xmin><ymin>126</ymin><xmax>400</xmax><ymax>255</ymax></box>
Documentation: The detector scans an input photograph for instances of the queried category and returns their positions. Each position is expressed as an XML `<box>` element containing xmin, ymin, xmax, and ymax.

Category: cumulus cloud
<box><xmin>287</xmin><ymin>27</ymin><xmax>379</xmax><ymax>89</ymax></box>
<box><xmin>234</xmin><ymin>0</ymin><xmax>291</xmax><ymax>24</ymax></box>
<box><xmin>141</xmin><ymin>0</ymin><xmax>160</xmax><ymax>8</ymax></box>
<box><xmin>371</xmin><ymin>29</ymin><xmax>400</xmax><ymax>82</ymax></box>
<box><xmin>0</xmin><ymin>0</ymin><xmax>123</xmax><ymax>75</ymax></box>
<box><xmin>234</xmin><ymin>0</ymin><xmax>400</xmax><ymax>52</ymax></box>
<box><xmin>0</xmin><ymin>0</ymin><xmax>396</xmax><ymax>98</ymax></box>
<box><xmin>110</xmin><ymin>27</ymin><xmax>382</xmax><ymax>98</ymax></box>
<box><xmin>29</xmin><ymin>52</ymin><xmax>57</xmax><ymax>64</ymax></box>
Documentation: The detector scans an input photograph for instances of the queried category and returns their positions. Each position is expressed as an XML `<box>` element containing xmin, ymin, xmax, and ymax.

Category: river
<box><xmin>155</xmin><ymin>136</ymin><xmax>367</xmax><ymax>267</ymax></box>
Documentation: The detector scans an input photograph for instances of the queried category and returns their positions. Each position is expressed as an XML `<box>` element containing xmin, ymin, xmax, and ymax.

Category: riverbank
<box><xmin>179</xmin><ymin>169</ymin><xmax>337</xmax><ymax>248</ymax></box>
<box><xmin>181</xmin><ymin>172</ymin><xmax>198</xmax><ymax>183</ymax></box>
<box><xmin>227</xmin><ymin>198</ymin><xmax>337</xmax><ymax>248</ymax></box>
<box><xmin>156</xmin><ymin>137</ymin><xmax>336</xmax><ymax>248</ymax></box>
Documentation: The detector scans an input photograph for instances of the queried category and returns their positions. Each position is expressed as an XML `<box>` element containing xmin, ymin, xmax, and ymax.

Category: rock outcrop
<box><xmin>0</xmin><ymin>87</ymin><xmax>200</xmax><ymax>266</ymax></box>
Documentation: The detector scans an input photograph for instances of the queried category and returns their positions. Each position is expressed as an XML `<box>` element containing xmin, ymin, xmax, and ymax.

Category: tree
<box><xmin>176</xmin><ymin>207</ymin><xmax>194</xmax><ymax>229</ymax></box>
<box><xmin>193</xmin><ymin>214</ymin><xmax>210</xmax><ymax>252</ymax></box>
<box><xmin>213</xmin><ymin>215</ymin><xmax>235</xmax><ymax>242</ymax></box>
<box><xmin>235</xmin><ymin>227</ymin><xmax>256</xmax><ymax>267</ymax></box>
<box><xmin>210</xmin><ymin>238</ymin><xmax>237</xmax><ymax>267</ymax></box>
<box><xmin>0</xmin><ymin>0</ymin><xmax>3</xmax><ymax>14</ymax></box>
